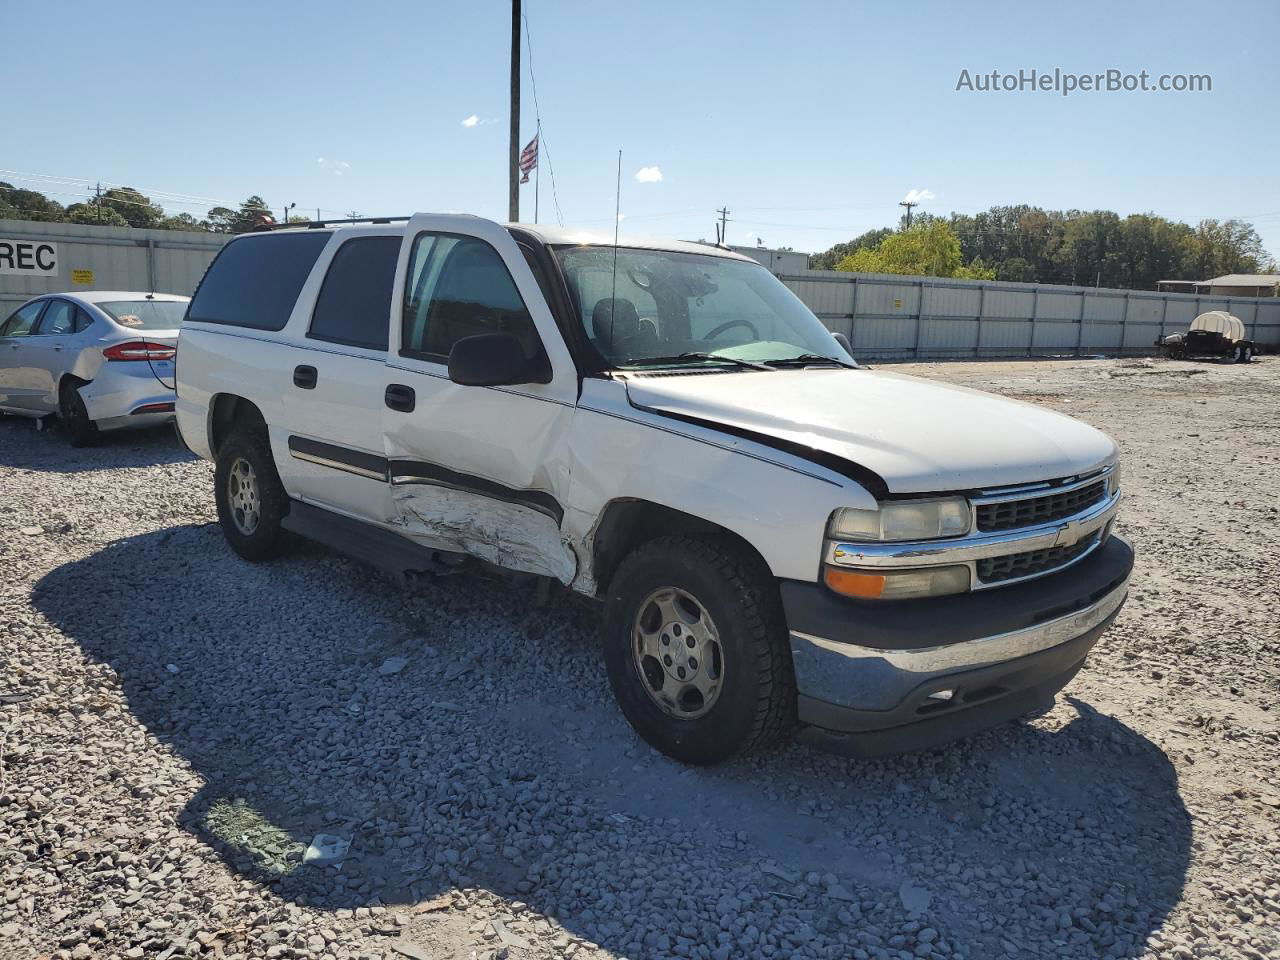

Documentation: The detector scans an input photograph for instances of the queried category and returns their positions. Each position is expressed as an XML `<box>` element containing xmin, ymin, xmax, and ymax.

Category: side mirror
<box><xmin>832</xmin><ymin>331</ymin><xmax>853</xmax><ymax>354</ymax></box>
<box><xmin>448</xmin><ymin>333</ymin><xmax>536</xmax><ymax>387</ymax></box>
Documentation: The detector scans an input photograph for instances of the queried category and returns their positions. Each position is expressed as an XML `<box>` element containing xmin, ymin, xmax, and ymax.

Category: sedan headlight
<box><xmin>830</xmin><ymin>497</ymin><xmax>971</xmax><ymax>542</ymax></box>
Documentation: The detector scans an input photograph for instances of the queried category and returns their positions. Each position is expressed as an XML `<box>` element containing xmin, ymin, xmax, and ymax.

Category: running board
<box><xmin>282</xmin><ymin>500</ymin><xmax>468</xmax><ymax>584</ymax></box>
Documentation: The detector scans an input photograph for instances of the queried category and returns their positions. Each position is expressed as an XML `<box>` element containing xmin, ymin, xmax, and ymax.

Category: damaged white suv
<box><xmin>176</xmin><ymin>214</ymin><xmax>1132</xmax><ymax>764</ymax></box>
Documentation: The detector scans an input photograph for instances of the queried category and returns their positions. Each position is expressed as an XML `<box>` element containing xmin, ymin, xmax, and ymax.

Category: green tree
<box><xmin>231</xmin><ymin>195</ymin><xmax>274</xmax><ymax>233</ymax></box>
<box><xmin>158</xmin><ymin>211</ymin><xmax>211</xmax><ymax>231</ymax></box>
<box><xmin>65</xmin><ymin>203</ymin><xmax>130</xmax><ymax>227</ymax></box>
<box><xmin>835</xmin><ymin>221</ymin><xmax>996</xmax><ymax>279</ymax></box>
<box><xmin>97</xmin><ymin>187</ymin><xmax>165</xmax><ymax>228</ymax></box>
<box><xmin>0</xmin><ymin>182</ymin><xmax>65</xmax><ymax>222</ymax></box>
<box><xmin>810</xmin><ymin>227</ymin><xmax>894</xmax><ymax>270</ymax></box>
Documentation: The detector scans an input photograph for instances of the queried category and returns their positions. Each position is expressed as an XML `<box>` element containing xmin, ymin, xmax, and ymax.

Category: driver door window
<box><xmin>1</xmin><ymin>301</ymin><xmax>45</xmax><ymax>338</ymax></box>
<box><xmin>401</xmin><ymin>233</ymin><xmax>542</xmax><ymax>362</ymax></box>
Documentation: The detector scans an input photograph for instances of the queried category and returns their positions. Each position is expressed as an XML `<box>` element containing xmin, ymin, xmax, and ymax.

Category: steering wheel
<box><xmin>704</xmin><ymin>318</ymin><xmax>758</xmax><ymax>340</ymax></box>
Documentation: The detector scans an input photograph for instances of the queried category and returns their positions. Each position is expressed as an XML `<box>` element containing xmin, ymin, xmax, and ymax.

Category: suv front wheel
<box><xmin>603</xmin><ymin>535</ymin><xmax>794</xmax><ymax>764</ymax></box>
<box><xmin>214</xmin><ymin>426</ymin><xmax>288</xmax><ymax>561</ymax></box>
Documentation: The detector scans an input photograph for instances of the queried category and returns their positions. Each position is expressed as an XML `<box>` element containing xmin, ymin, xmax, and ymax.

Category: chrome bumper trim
<box><xmin>827</xmin><ymin>491</ymin><xmax>1120</xmax><ymax>569</ymax></box>
<box><xmin>789</xmin><ymin>575</ymin><xmax>1129</xmax><ymax>712</ymax></box>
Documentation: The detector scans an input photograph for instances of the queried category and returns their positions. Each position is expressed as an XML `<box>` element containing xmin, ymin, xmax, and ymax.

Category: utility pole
<box><xmin>898</xmin><ymin>200</ymin><xmax>917</xmax><ymax>228</ymax></box>
<box><xmin>346</xmin><ymin>210</ymin><xmax>361</xmax><ymax>220</ymax></box>
<box><xmin>716</xmin><ymin>206</ymin><xmax>731</xmax><ymax>245</ymax></box>
<box><xmin>508</xmin><ymin>0</ymin><xmax>521</xmax><ymax>223</ymax></box>
<box><xmin>282</xmin><ymin>201</ymin><xmax>296</xmax><ymax>224</ymax></box>
<box><xmin>94</xmin><ymin>182</ymin><xmax>102</xmax><ymax>223</ymax></box>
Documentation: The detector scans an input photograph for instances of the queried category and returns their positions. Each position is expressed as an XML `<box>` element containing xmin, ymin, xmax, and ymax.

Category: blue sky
<box><xmin>5</xmin><ymin>0</ymin><xmax>1278</xmax><ymax>260</ymax></box>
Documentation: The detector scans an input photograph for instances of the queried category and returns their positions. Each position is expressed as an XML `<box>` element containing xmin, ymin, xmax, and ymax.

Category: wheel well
<box><xmin>209</xmin><ymin>394</ymin><xmax>266</xmax><ymax>455</ymax></box>
<box><xmin>590</xmin><ymin>499</ymin><xmax>770</xmax><ymax>596</ymax></box>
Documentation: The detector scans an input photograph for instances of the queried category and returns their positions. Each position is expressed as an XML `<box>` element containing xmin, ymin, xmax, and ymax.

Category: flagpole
<box><xmin>534</xmin><ymin>126</ymin><xmax>541</xmax><ymax>225</ymax></box>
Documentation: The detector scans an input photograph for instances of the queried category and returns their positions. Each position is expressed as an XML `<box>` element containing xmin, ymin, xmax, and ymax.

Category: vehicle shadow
<box><xmin>34</xmin><ymin>525</ymin><xmax>1191</xmax><ymax>959</ymax></box>
<box><xmin>0</xmin><ymin>415</ymin><xmax>193</xmax><ymax>472</ymax></box>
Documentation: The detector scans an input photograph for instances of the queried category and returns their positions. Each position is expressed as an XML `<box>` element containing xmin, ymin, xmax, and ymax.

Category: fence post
<box><xmin>915</xmin><ymin>281</ymin><xmax>926</xmax><ymax>357</ymax></box>
<box><xmin>146</xmin><ymin>239</ymin><xmax>157</xmax><ymax>294</ymax></box>
<box><xmin>849</xmin><ymin>278</ymin><xmax>859</xmax><ymax>352</ymax></box>
<box><xmin>1160</xmin><ymin>295</ymin><xmax>1169</xmax><ymax>343</ymax></box>
<box><xmin>1029</xmin><ymin>287</ymin><xmax>1039</xmax><ymax>357</ymax></box>
<box><xmin>975</xmin><ymin>284</ymin><xmax>985</xmax><ymax>358</ymax></box>
<box><xmin>1076</xmin><ymin>286</ymin><xmax>1086</xmax><ymax>356</ymax></box>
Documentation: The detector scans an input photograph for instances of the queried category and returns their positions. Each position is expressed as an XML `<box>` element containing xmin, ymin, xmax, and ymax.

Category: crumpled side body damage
<box><xmin>388</xmin><ymin>482</ymin><xmax>577</xmax><ymax>584</ymax></box>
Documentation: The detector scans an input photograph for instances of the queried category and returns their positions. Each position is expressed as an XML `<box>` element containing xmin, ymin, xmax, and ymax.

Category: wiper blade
<box><xmin>761</xmin><ymin>354</ymin><xmax>858</xmax><ymax>369</ymax></box>
<box><xmin>619</xmin><ymin>352</ymin><xmax>773</xmax><ymax>371</ymax></box>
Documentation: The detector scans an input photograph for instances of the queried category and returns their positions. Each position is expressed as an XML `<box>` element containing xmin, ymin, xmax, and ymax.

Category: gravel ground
<box><xmin>2</xmin><ymin>355</ymin><xmax>1277</xmax><ymax>960</ymax></box>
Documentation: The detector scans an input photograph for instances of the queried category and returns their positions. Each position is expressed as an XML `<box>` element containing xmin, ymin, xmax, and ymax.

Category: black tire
<box><xmin>1242</xmin><ymin>346</ymin><xmax>1254</xmax><ymax>363</ymax></box>
<box><xmin>1232</xmin><ymin>344</ymin><xmax>1246</xmax><ymax>364</ymax></box>
<box><xmin>58</xmin><ymin>379</ymin><xmax>98</xmax><ymax>447</ymax></box>
<box><xmin>214</xmin><ymin>425</ymin><xmax>289</xmax><ymax>561</ymax></box>
<box><xmin>603</xmin><ymin>535</ymin><xmax>794</xmax><ymax>764</ymax></box>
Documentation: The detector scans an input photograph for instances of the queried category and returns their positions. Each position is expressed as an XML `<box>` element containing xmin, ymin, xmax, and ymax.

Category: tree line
<box><xmin>0</xmin><ymin>183</ymin><xmax>307</xmax><ymax>233</ymax></box>
<box><xmin>810</xmin><ymin>206</ymin><xmax>1275</xmax><ymax>289</ymax></box>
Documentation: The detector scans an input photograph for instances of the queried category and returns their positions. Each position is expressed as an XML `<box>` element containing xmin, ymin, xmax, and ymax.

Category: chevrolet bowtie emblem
<box><xmin>1054</xmin><ymin>518</ymin><xmax>1086</xmax><ymax>548</ymax></box>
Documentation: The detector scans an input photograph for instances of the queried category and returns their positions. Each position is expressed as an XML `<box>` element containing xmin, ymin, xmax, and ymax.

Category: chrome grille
<box><xmin>976</xmin><ymin>479</ymin><xmax>1107</xmax><ymax>532</ymax></box>
<box><xmin>977</xmin><ymin>535</ymin><xmax>1098</xmax><ymax>584</ymax></box>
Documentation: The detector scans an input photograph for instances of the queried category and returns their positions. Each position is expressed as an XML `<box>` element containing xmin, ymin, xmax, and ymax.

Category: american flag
<box><xmin>519</xmin><ymin>134</ymin><xmax>539</xmax><ymax>183</ymax></box>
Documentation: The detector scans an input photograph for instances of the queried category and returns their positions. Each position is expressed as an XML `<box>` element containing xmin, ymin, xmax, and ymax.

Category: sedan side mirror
<box><xmin>448</xmin><ymin>333</ymin><xmax>538</xmax><ymax>387</ymax></box>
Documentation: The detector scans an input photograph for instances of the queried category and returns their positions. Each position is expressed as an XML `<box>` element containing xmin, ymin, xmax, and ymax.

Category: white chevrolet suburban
<box><xmin>175</xmin><ymin>214</ymin><xmax>1133</xmax><ymax>764</ymax></box>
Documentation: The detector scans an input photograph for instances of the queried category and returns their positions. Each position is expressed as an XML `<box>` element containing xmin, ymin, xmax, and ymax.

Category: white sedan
<box><xmin>0</xmin><ymin>291</ymin><xmax>188</xmax><ymax>445</ymax></box>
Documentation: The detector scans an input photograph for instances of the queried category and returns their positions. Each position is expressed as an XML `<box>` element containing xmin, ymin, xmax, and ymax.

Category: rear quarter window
<box><xmin>187</xmin><ymin>232</ymin><xmax>331</xmax><ymax>331</ymax></box>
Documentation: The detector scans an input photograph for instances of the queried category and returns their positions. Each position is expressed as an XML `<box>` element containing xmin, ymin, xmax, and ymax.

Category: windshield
<box><xmin>97</xmin><ymin>300</ymin><xmax>187</xmax><ymax>330</ymax></box>
<box><xmin>553</xmin><ymin>246</ymin><xmax>852</xmax><ymax>368</ymax></box>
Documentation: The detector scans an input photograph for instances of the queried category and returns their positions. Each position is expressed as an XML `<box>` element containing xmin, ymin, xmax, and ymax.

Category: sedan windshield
<box><xmin>553</xmin><ymin>246</ymin><xmax>853</xmax><ymax>369</ymax></box>
<box><xmin>97</xmin><ymin>300</ymin><xmax>187</xmax><ymax>330</ymax></box>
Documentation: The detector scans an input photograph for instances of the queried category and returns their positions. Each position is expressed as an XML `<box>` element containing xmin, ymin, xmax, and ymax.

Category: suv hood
<box><xmin>623</xmin><ymin>368</ymin><xmax>1116</xmax><ymax>494</ymax></box>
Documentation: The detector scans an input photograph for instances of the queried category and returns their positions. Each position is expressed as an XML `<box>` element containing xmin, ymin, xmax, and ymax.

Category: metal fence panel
<box><xmin>1</xmin><ymin>218</ymin><xmax>227</xmax><ymax>312</ymax></box>
<box><xmin>779</xmin><ymin>269</ymin><xmax>1280</xmax><ymax>359</ymax></box>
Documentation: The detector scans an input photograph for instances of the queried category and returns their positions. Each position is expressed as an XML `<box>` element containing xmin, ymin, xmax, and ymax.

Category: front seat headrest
<box><xmin>592</xmin><ymin>298</ymin><xmax>641</xmax><ymax>346</ymax></box>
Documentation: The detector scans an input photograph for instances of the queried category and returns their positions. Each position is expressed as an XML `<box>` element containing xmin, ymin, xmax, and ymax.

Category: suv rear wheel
<box><xmin>603</xmin><ymin>535</ymin><xmax>794</xmax><ymax>764</ymax></box>
<box><xmin>214</xmin><ymin>425</ymin><xmax>288</xmax><ymax>561</ymax></box>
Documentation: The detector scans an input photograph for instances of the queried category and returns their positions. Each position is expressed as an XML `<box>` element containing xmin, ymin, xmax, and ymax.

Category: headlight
<box><xmin>829</xmin><ymin>497</ymin><xmax>971</xmax><ymax>542</ymax></box>
<box><xmin>824</xmin><ymin>564</ymin><xmax>971</xmax><ymax>600</ymax></box>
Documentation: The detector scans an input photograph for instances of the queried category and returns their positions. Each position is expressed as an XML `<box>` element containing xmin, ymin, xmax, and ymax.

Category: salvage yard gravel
<box><xmin>2</xmin><ymin>355</ymin><xmax>1277</xmax><ymax>960</ymax></box>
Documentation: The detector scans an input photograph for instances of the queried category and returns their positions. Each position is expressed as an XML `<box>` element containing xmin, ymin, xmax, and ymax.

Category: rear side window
<box><xmin>188</xmin><ymin>232</ymin><xmax>330</xmax><ymax>331</ymax></box>
<box><xmin>36</xmin><ymin>300</ymin><xmax>75</xmax><ymax>335</ymax></box>
<box><xmin>308</xmin><ymin>236</ymin><xmax>400</xmax><ymax>350</ymax></box>
<box><xmin>74</xmin><ymin>307</ymin><xmax>95</xmax><ymax>333</ymax></box>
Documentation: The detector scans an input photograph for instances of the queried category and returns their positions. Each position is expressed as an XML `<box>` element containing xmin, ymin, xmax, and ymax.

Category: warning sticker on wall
<box><xmin>71</xmin><ymin>269</ymin><xmax>94</xmax><ymax>285</ymax></box>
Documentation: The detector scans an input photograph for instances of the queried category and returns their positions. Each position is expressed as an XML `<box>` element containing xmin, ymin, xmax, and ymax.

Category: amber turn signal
<box><xmin>823</xmin><ymin>567</ymin><xmax>887</xmax><ymax>599</ymax></box>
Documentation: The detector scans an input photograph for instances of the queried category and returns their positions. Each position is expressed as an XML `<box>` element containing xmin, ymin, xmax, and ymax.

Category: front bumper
<box><xmin>784</xmin><ymin>535</ymin><xmax>1134</xmax><ymax>757</ymax></box>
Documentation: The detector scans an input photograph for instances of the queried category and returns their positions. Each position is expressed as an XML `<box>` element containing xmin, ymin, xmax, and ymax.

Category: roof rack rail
<box><xmin>251</xmin><ymin>215</ymin><xmax>413</xmax><ymax>232</ymax></box>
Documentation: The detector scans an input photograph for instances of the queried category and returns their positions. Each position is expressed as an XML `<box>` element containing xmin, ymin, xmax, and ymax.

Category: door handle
<box><xmin>293</xmin><ymin>365</ymin><xmax>317</xmax><ymax>389</ymax></box>
<box><xmin>384</xmin><ymin>383</ymin><xmax>415</xmax><ymax>413</ymax></box>
<box><xmin>53</xmin><ymin>344</ymin><xmax>64</xmax><ymax>351</ymax></box>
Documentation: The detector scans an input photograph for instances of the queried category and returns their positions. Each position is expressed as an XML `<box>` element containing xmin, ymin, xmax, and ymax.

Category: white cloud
<box><xmin>617</xmin><ymin>213</ymin><xmax>627</xmax><ymax>221</ymax></box>
<box><xmin>902</xmin><ymin>188</ymin><xmax>935</xmax><ymax>204</ymax></box>
<box><xmin>462</xmin><ymin>114</ymin><xmax>480</xmax><ymax>128</ymax></box>
<box><xmin>634</xmin><ymin>166</ymin><xmax>663</xmax><ymax>183</ymax></box>
<box><xmin>316</xmin><ymin>157</ymin><xmax>351</xmax><ymax>177</ymax></box>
